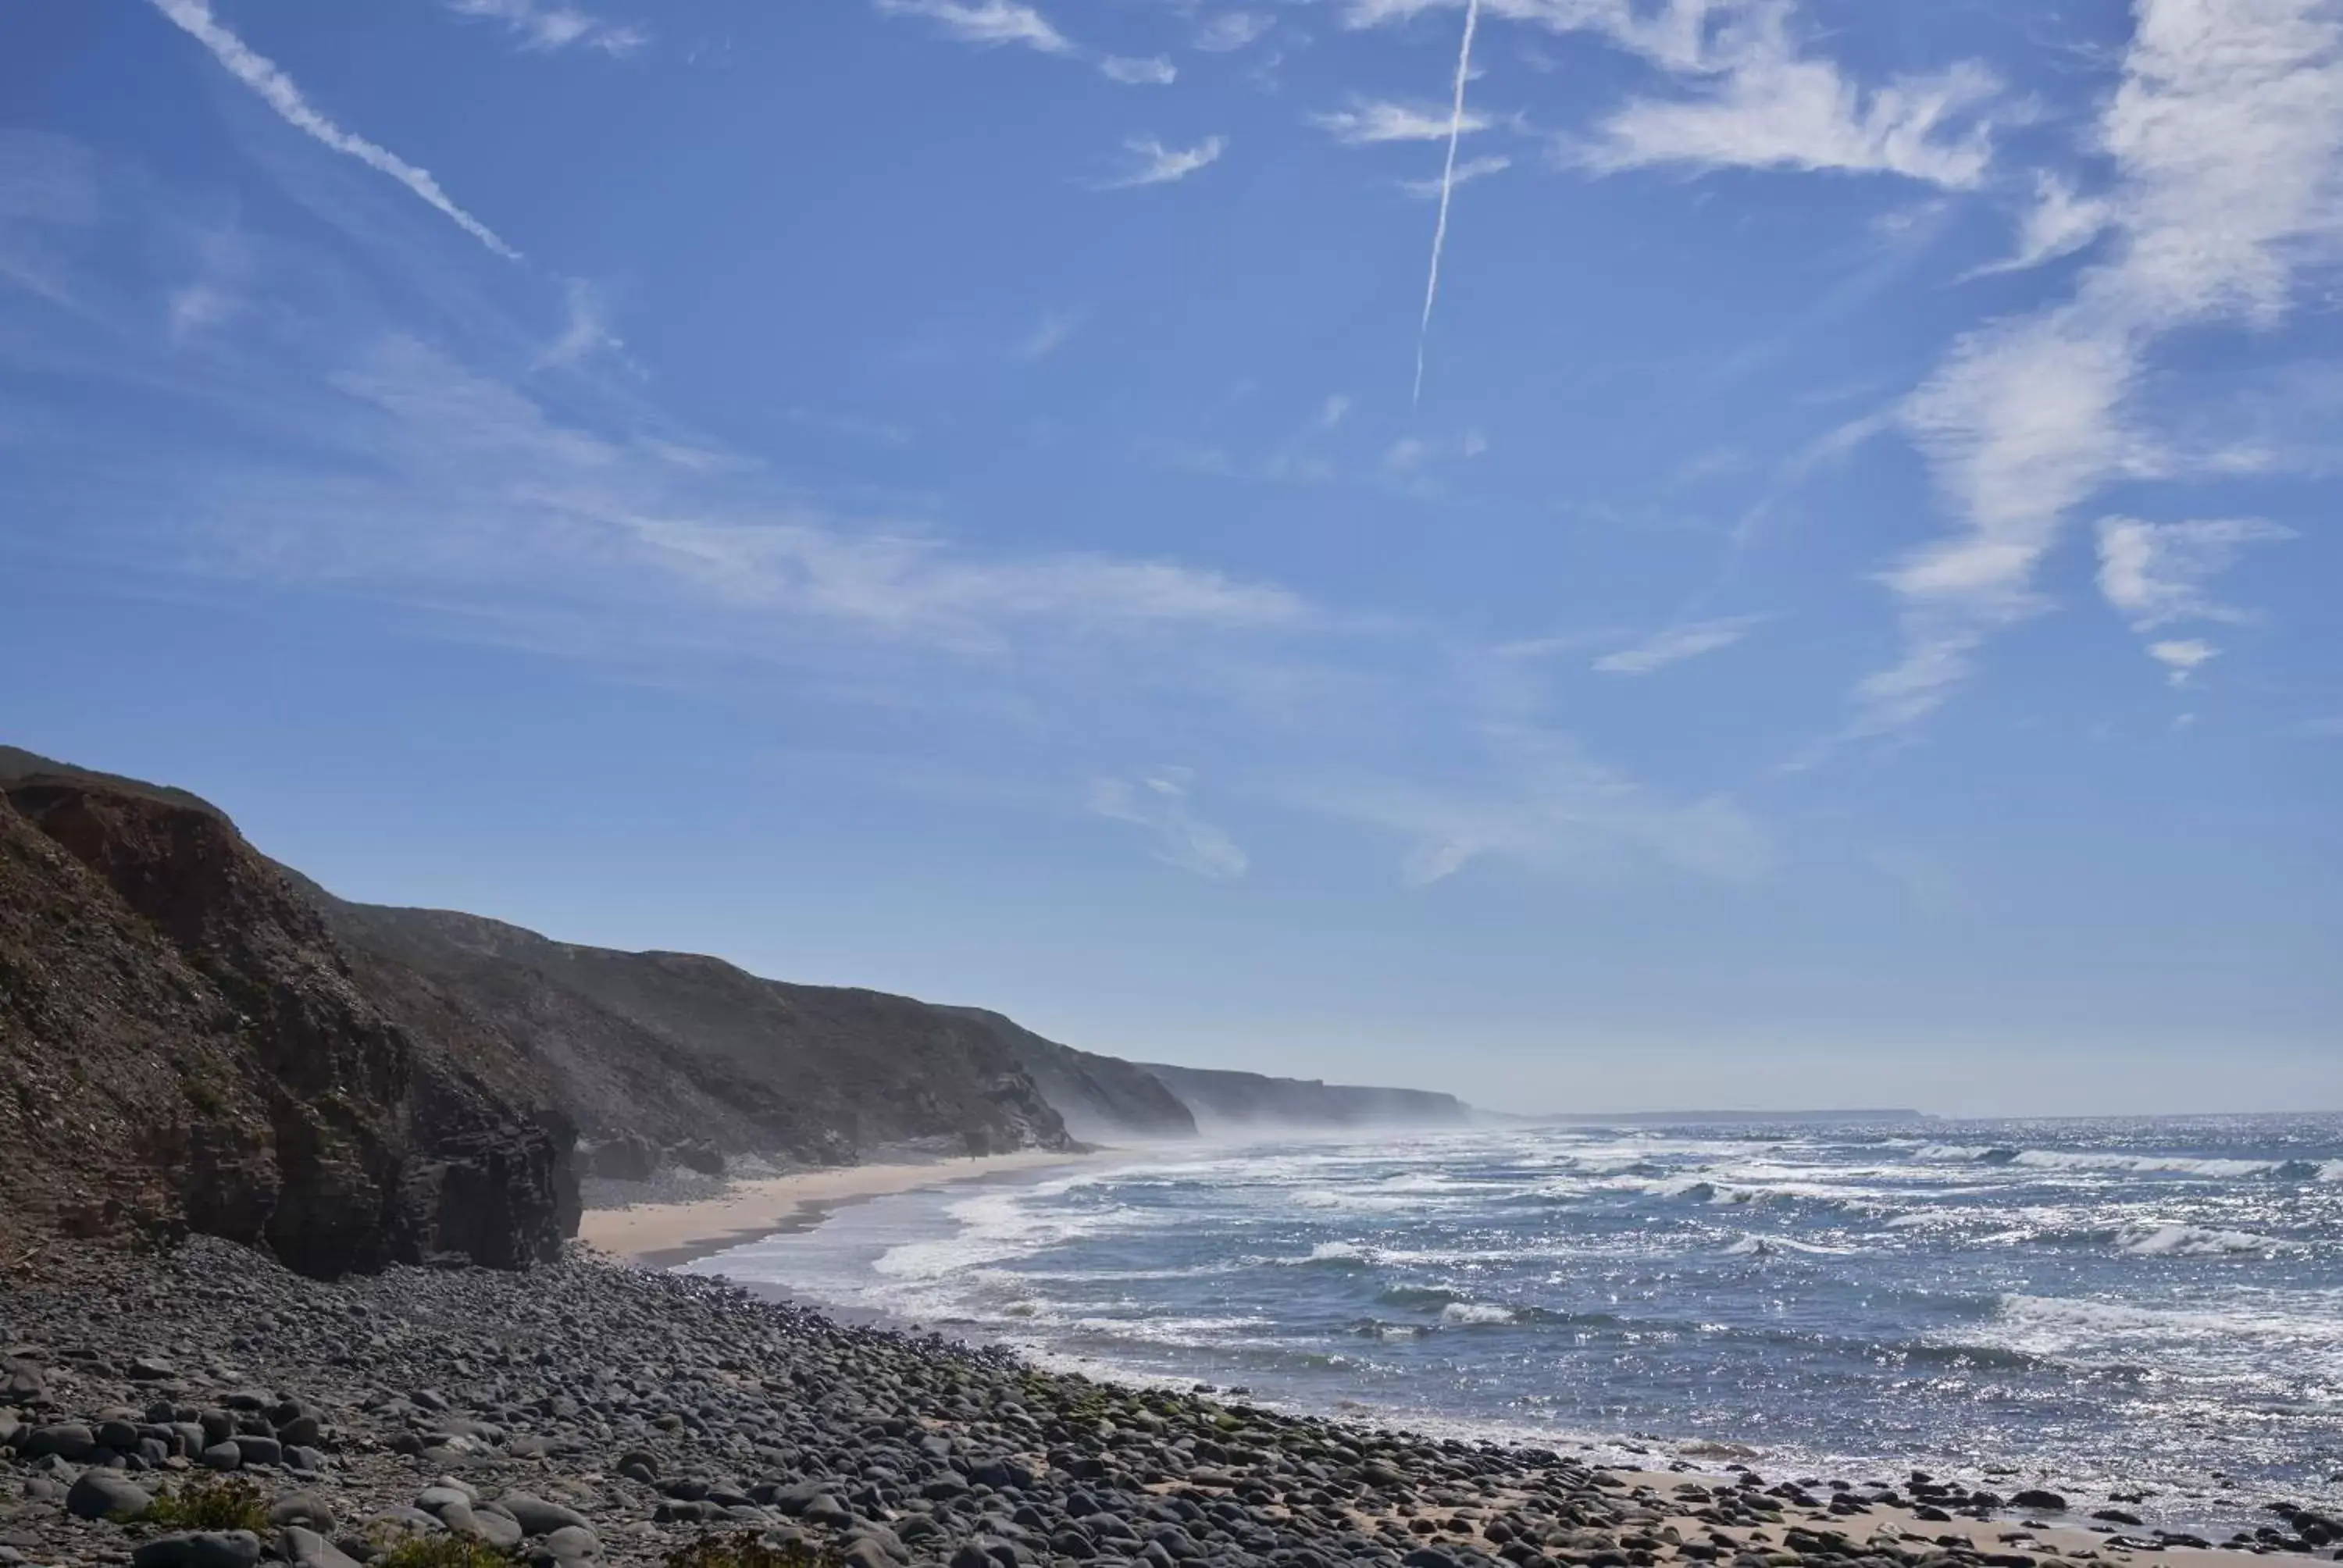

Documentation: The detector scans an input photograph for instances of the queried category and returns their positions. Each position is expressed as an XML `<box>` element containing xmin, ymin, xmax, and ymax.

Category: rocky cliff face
<box><xmin>0</xmin><ymin>746</ymin><xmax>1477</xmax><ymax>1268</ymax></box>
<box><xmin>319</xmin><ymin>902</ymin><xmax>1076</xmax><ymax>1166</ymax></box>
<box><xmin>0</xmin><ymin>764</ymin><xmax>575</xmax><ymax>1275</ymax></box>
<box><xmin>944</xmin><ymin>1007</ymin><xmax>1198</xmax><ymax>1143</ymax></box>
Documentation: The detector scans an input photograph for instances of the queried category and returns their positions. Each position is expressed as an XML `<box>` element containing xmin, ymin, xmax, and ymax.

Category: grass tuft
<box><xmin>144</xmin><ymin>1477</ymin><xmax>270</xmax><ymax>1534</ymax></box>
<box><xmin>662</xmin><ymin>1533</ymin><xmax>848</xmax><ymax>1568</ymax></box>
<box><xmin>373</xmin><ymin>1538</ymin><xmax>523</xmax><ymax>1568</ymax></box>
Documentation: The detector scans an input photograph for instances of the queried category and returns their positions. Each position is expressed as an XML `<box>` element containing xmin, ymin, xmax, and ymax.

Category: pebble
<box><xmin>130</xmin><ymin>1531</ymin><xmax>262</xmax><ymax>1568</ymax></box>
<box><xmin>2</xmin><ymin>1232</ymin><xmax>2328</xmax><ymax>1568</ymax></box>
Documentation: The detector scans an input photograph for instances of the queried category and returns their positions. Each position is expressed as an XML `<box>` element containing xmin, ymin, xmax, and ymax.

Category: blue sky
<box><xmin>3</xmin><ymin>0</ymin><xmax>2338</xmax><ymax>1115</ymax></box>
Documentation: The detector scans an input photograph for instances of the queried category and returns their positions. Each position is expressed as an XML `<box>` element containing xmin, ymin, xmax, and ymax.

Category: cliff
<box><xmin>0</xmin><ymin>763</ymin><xmax>575</xmax><ymax>1276</ymax></box>
<box><xmin>318</xmin><ymin>902</ymin><xmax>1076</xmax><ymax>1165</ymax></box>
<box><xmin>943</xmin><ymin>1007</ymin><xmax>1198</xmax><ymax>1143</ymax></box>
<box><xmin>1138</xmin><ymin>1062</ymin><xmax>1474</xmax><ymax>1132</ymax></box>
<box><xmin>0</xmin><ymin>745</ymin><xmax>1481</xmax><ymax>1274</ymax></box>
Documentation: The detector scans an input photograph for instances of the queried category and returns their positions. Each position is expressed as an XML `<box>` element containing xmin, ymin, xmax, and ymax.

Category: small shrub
<box><xmin>373</xmin><ymin>1538</ymin><xmax>521</xmax><ymax>1568</ymax></box>
<box><xmin>144</xmin><ymin>1477</ymin><xmax>269</xmax><ymax>1534</ymax></box>
<box><xmin>662</xmin><ymin>1532</ymin><xmax>846</xmax><ymax>1568</ymax></box>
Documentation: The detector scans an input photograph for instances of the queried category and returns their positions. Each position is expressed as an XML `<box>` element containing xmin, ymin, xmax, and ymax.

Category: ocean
<box><xmin>683</xmin><ymin>1114</ymin><xmax>2343</xmax><ymax>1535</ymax></box>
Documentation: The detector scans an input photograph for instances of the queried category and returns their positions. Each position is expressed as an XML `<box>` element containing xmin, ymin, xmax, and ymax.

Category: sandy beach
<box><xmin>576</xmin><ymin>1147</ymin><xmax>1098</xmax><ymax>1267</ymax></box>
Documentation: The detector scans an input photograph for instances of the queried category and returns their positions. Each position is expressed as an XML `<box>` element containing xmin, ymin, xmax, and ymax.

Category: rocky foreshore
<box><xmin>3</xmin><ymin>1238</ymin><xmax>2336</xmax><ymax>1568</ymax></box>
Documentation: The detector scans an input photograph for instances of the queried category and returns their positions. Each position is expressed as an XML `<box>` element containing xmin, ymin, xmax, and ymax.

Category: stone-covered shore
<box><xmin>3</xmin><ymin>1239</ymin><xmax>2336</xmax><ymax>1568</ymax></box>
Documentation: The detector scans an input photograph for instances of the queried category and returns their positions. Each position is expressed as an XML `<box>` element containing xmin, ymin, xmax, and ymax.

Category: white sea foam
<box><xmin>2116</xmin><ymin>1223</ymin><xmax>2274</xmax><ymax>1256</ymax></box>
<box><xmin>1439</xmin><ymin>1301</ymin><xmax>1517</xmax><ymax>1325</ymax></box>
<box><xmin>1911</xmin><ymin>1144</ymin><xmax>2313</xmax><ymax>1179</ymax></box>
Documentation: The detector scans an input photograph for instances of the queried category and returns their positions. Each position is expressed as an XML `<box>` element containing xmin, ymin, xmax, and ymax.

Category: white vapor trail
<box><xmin>147</xmin><ymin>0</ymin><xmax>521</xmax><ymax>261</ymax></box>
<box><xmin>1413</xmin><ymin>0</ymin><xmax>1479</xmax><ymax>405</ymax></box>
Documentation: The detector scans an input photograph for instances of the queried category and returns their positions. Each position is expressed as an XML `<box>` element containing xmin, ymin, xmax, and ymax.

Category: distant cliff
<box><xmin>1139</xmin><ymin>1063</ymin><xmax>1474</xmax><ymax>1131</ymax></box>
<box><xmin>942</xmin><ymin>1008</ymin><xmax>1198</xmax><ymax>1143</ymax></box>
<box><xmin>0</xmin><ymin>745</ymin><xmax>1482</xmax><ymax>1273</ymax></box>
<box><xmin>321</xmin><ymin>900</ymin><xmax>1078</xmax><ymax>1164</ymax></box>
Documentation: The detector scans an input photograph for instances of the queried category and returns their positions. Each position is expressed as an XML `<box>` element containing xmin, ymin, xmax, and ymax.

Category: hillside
<box><xmin>1140</xmin><ymin>1062</ymin><xmax>1474</xmax><ymax>1131</ymax></box>
<box><xmin>0</xmin><ymin>746</ymin><xmax>1478</xmax><ymax>1272</ymax></box>
<box><xmin>320</xmin><ymin>900</ymin><xmax>1077</xmax><ymax>1164</ymax></box>
<box><xmin>0</xmin><ymin>763</ymin><xmax>573</xmax><ymax>1275</ymax></box>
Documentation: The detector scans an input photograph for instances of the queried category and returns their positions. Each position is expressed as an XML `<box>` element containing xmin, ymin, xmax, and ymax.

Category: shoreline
<box><xmin>0</xmin><ymin>1237</ymin><xmax>2333</xmax><ymax>1568</ymax></box>
<box><xmin>574</xmin><ymin>1157</ymin><xmax>2333</xmax><ymax>1553</ymax></box>
<box><xmin>577</xmin><ymin>1146</ymin><xmax>1100</xmax><ymax>1268</ymax></box>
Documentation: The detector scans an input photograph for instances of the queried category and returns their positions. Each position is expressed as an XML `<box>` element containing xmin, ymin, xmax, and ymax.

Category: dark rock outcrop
<box><xmin>0</xmin><ymin>758</ymin><xmax>573</xmax><ymax>1275</ymax></box>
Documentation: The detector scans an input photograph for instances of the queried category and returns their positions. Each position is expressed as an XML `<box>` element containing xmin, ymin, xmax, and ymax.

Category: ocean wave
<box><xmin>2116</xmin><ymin>1223</ymin><xmax>2276</xmax><ymax>1256</ymax></box>
<box><xmin>1290</xmin><ymin>1188</ymin><xmax>1424</xmax><ymax>1213</ymax></box>
<box><xmin>1722</xmin><ymin>1233</ymin><xmax>1860</xmax><ymax>1256</ymax></box>
<box><xmin>1921</xmin><ymin>1145</ymin><xmax>2322</xmax><ymax>1179</ymax></box>
<box><xmin>1300</xmin><ymin>1240</ymin><xmax>1371</xmax><ymax>1263</ymax></box>
<box><xmin>1439</xmin><ymin>1301</ymin><xmax>1517</xmax><ymax>1326</ymax></box>
<box><xmin>1378</xmin><ymin>1284</ymin><xmax>1466</xmax><ymax>1310</ymax></box>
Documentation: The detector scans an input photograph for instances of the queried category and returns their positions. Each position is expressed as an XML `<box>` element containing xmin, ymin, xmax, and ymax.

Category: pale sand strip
<box><xmin>577</xmin><ymin>1148</ymin><xmax>1097</xmax><ymax>1267</ymax></box>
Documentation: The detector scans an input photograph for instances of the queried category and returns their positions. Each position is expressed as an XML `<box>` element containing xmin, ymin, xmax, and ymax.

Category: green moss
<box><xmin>144</xmin><ymin>1477</ymin><xmax>269</xmax><ymax>1534</ymax></box>
<box><xmin>373</xmin><ymin>1538</ymin><xmax>522</xmax><ymax>1568</ymax></box>
<box><xmin>662</xmin><ymin>1532</ymin><xmax>847</xmax><ymax>1568</ymax></box>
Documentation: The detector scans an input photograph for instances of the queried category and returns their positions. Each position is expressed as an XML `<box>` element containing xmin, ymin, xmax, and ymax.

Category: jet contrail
<box><xmin>1413</xmin><ymin>0</ymin><xmax>1480</xmax><ymax>405</ymax></box>
<box><xmin>148</xmin><ymin>0</ymin><xmax>520</xmax><ymax>261</ymax></box>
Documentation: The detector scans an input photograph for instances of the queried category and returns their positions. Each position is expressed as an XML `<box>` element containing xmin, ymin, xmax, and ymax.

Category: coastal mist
<box><xmin>691</xmin><ymin>1116</ymin><xmax>2343</xmax><ymax>1534</ymax></box>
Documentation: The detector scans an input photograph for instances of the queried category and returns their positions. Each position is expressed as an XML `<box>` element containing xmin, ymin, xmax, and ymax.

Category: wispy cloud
<box><xmin>1195</xmin><ymin>12</ymin><xmax>1272</xmax><ymax>52</ymax></box>
<box><xmin>2096</xmin><ymin>516</ymin><xmax>2293</xmax><ymax>629</ymax></box>
<box><xmin>1340</xmin><ymin>0</ymin><xmax>1995</xmax><ymax>187</ymax></box>
<box><xmin>536</xmin><ymin>276</ymin><xmax>629</xmax><ymax>371</ymax></box>
<box><xmin>1312</xmin><ymin>98</ymin><xmax>1493</xmax><ymax>144</ymax></box>
<box><xmin>1292</xmin><ymin>727</ymin><xmax>1774</xmax><ymax>888</ymax></box>
<box><xmin>1089</xmin><ymin>770</ymin><xmax>1250</xmax><ymax>879</ymax></box>
<box><xmin>445</xmin><ymin>0</ymin><xmax>648</xmax><ymax>57</ymax></box>
<box><xmin>146</xmin><ymin>0</ymin><xmax>520</xmax><ymax>260</ymax></box>
<box><xmin>2147</xmin><ymin>637</ymin><xmax>2217</xmax><ymax>686</ymax></box>
<box><xmin>1014</xmin><ymin>308</ymin><xmax>1084</xmax><ymax>362</ymax></box>
<box><xmin>1855</xmin><ymin>0</ymin><xmax>2343</xmax><ymax>732</ymax></box>
<box><xmin>872</xmin><ymin>0</ymin><xmax>1073</xmax><ymax>55</ymax></box>
<box><xmin>2096</xmin><ymin>515</ymin><xmax>2291</xmax><ymax>685</ymax></box>
<box><xmin>1093</xmin><ymin>135</ymin><xmax>1229</xmax><ymax>189</ymax></box>
<box><xmin>1583</xmin><ymin>52</ymin><xmax>1998</xmax><ymax>188</ymax></box>
<box><xmin>1400</xmin><ymin>152</ymin><xmax>1510</xmax><ymax>197</ymax></box>
<box><xmin>1100</xmin><ymin>54</ymin><xmax>1178</xmax><ymax>85</ymax></box>
<box><xmin>1594</xmin><ymin>616</ymin><xmax>1763</xmax><ymax>675</ymax></box>
<box><xmin>1964</xmin><ymin>171</ymin><xmax>2113</xmax><ymax>278</ymax></box>
<box><xmin>1413</xmin><ymin>0</ymin><xmax>1483</xmax><ymax>405</ymax></box>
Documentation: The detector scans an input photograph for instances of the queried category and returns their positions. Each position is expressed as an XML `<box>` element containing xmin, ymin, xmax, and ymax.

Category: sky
<box><xmin>2</xmin><ymin>0</ymin><xmax>2338</xmax><ymax>1117</ymax></box>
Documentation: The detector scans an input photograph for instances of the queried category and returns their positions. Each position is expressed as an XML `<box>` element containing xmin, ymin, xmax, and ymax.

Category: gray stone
<box><xmin>232</xmin><ymin>1434</ymin><xmax>282</xmax><ymax>1466</ymax></box>
<box><xmin>23</xmin><ymin>1423</ymin><xmax>96</xmax><ymax>1461</ymax></box>
<box><xmin>269</xmin><ymin>1491</ymin><xmax>339</xmax><ymax>1532</ymax></box>
<box><xmin>131</xmin><ymin>1531</ymin><xmax>263</xmax><ymax>1568</ymax></box>
<box><xmin>469</xmin><ymin>1504</ymin><xmax>527</xmax><ymax>1549</ymax></box>
<box><xmin>500</xmin><ymin>1491</ymin><xmax>593</xmax><ymax>1536</ymax></box>
<box><xmin>370</xmin><ymin>1506</ymin><xmax>447</xmax><ymax>1536</ymax></box>
<box><xmin>198</xmin><ymin>1441</ymin><xmax>243</xmax><ymax>1471</ymax></box>
<box><xmin>279</xmin><ymin>1527</ymin><xmax>362</xmax><ymax>1568</ymax></box>
<box><xmin>537</xmin><ymin>1523</ymin><xmax>601</xmax><ymax>1563</ymax></box>
<box><xmin>67</xmin><ymin>1468</ymin><xmax>155</xmax><ymax>1520</ymax></box>
<box><xmin>416</xmin><ymin>1485</ymin><xmax>476</xmax><ymax>1518</ymax></box>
